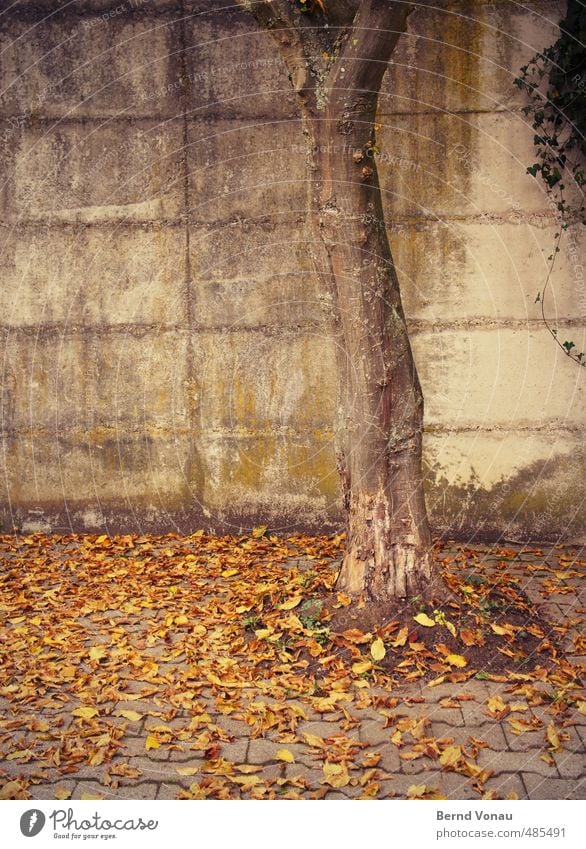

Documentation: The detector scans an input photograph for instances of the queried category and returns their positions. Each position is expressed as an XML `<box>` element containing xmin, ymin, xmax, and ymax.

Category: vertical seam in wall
<box><xmin>179</xmin><ymin>0</ymin><xmax>193</xmax><ymax>335</ymax></box>
<box><xmin>178</xmin><ymin>0</ymin><xmax>199</xmax><ymax>521</ymax></box>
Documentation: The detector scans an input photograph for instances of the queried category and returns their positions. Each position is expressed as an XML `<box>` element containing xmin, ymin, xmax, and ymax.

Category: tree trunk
<box><xmin>239</xmin><ymin>0</ymin><xmax>434</xmax><ymax>602</ymax></box>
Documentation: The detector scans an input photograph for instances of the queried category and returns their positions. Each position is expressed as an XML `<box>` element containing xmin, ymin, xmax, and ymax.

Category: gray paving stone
<box><xmin>400</xmin><ymin>757</ymin><xmax>436</xmax><ymax>775</ymax></box>
<box><xmin>377</xmin><ymin>744</ymin><xmax>401</xmax><ymax>773</ymax></box>
<box><xmin>30</xmin><ymin>780</ymin><xmax>76</xmax><ymax>800</ymax></box>
<box><xmin>296</xmin><ymin>720</ymin><xmax>345</xmax><ymax>740</ymax></box>
<box><xmin>477</xmin><ymin>749</ymin><xmax>559</xmax><ymax>778</ymax></box>
<box><xmin>448</xmin><ymin>722</ymin><xmax>508</xmax><ymax>751</ymax></box>
<box><xmin>502</xmin><ymin>724</ymin><xmax>545</xmax><ymax>752</ymax></box>
<box><xmin>107</xmin><ymin>783</ymin><xmax>158</xmax><ymax>799</ymax></box>
<box><xmin>435</xmin><ymin>772</ymin><xmax>481</xmax><ymax>800</ymax></box>
<box><xmin>554</xmin><ymin>752</ymin><xmax>585</xmax><ymax>779</ymax></box>
<box><xmin>424</xmin><ymin>706</ymin><xmax>465</xmax><ymax>726</ymax></box>
<box><xmin>359</xmin><ymin>720</ymin><xmax>391</xmax><ymax>746</ymax></box>
<box><xmin>484</xmin><ymin>772</ymin><xmax>528</xmax><ymax>799</ymax></box>
<box><xmin>121</xmin><ymin>736</ymin><xmax>171</xmax><ymax>761</ymax></box>
<box><xmin>217</xmin><ymin>739</ymin><xmax>249</xmax><ymax>763</ymax></box>
<box><xmin>156</xmin><ymin>782</ymin><xmax>187</xmax><ymax>800</ymax></box>
<box><xmin>247</xmin><ymin>739</ymin><xmax>311</xmax><ymax>766</ymax></box>
<box><xmin>521</xmin><ymin>773</ymin><xmax>585</xmax><ymax>800</ymax></box>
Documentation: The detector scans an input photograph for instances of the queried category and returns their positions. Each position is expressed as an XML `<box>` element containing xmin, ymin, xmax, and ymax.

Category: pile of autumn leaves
<box><xmin>0</xmin><ymin>530</ymin><xmax>583</xmax><ymax>800</ymax></box>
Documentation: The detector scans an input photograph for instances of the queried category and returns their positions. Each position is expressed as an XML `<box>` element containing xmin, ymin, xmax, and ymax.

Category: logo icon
<box><xmin>20</xmin><ymin>810</ymin><xmax>46</xmax><ymax>837</ymax></box>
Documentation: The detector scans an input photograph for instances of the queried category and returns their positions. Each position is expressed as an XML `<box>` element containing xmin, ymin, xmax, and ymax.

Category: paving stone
<box><xmin>107</xmin><ymin>783</ymin><xmax>158</xmax><ymax>799</ymax></box>
<box><xmin>115</xmin><ymin>757</ymin><xmax>174</xmax><ymax>781</ymax></box>
<box><xmin>400</xmin><ymin>757</ymin><xmax>436</xmax><ymax>775</ymax></box>
<box><xmin>484</xmin><ymin>772</ymin><xmax>528</xmax><ymax>799</ymax></box>
<box><xmin>217</xmin><ymin>739</ymin><xmax>248</xmax><ymax>763</ymax></box>
<box><xmin>521</xmin><ymin>773</ymin><xmax>584</xmax><ymax>800</ymax></box>
<box><xmin>502</xmin><ymin>724</ymin><xmax>545</xmax><ymax>752</ymax></box>
<box><xmin>359</xmin><ymin>720</ymin><xmax>392</xmax><ymax>746</ymax></box>
<box><xmin>377</xmin><ymin>743</ymin><xmax>401</xmax><ymax>773</ymax></box>
<box><xmin>456</xmin><ymin>722</ymin><xmax>508</xmax><ymax>750</ymax></box>
<box><xmin>424</xmin><ymin>706</ymin><xmax>465</xmax><ymax>726</ymax></box>
<box><xmin>296</xmin><ymin>720</ymin><xmax>345</xmax><ymax>740</ymax></box>
<box><xmin>121</xmin><ymin>737</ymin><xmax>171</xmax><ymax>761</ymax></box>
<box><xmin>247</xmin><ymin>739</ymin><xmax>311</xmax><ymax>766</ymax></box>
<box><xmin>554</xmin><ymin>752</ymin><xmax>585</xmax><ymax>779</ymax></box>
<box><xmin>435</xmin><ymin>771</ymin><xmax>481</xmax><ymax>800</ymax></box>
<box><xmin>72</xmin><ymin>781</ymin><xmax>110</xmax><ymax>800</ymax></box>
<box><xmin>30</xmin><ymin>780</ymin><xmax>76</xmax><ymax>800</ymax></box>
<box><xmin>157</xmin><ymin>782</ymin><xmax>187</xmax><ymax>800</ymax></box>
<box><xmin>477</xmin><ymin>749</ymin><xmax>559</xmax><ymax>778</ymax></box>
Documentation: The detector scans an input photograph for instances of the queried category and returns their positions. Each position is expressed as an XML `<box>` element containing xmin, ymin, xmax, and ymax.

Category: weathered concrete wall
<box><xmin>0</xmin><ymin>0</ymin><xmax>584</xmax><ymax>540</ymax></box>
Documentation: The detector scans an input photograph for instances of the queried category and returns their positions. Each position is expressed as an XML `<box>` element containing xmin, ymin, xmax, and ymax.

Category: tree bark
<box><xmin>239</xmin><ymin>0</ymin><xmax>433</xmax><ymax>601</ymax></box>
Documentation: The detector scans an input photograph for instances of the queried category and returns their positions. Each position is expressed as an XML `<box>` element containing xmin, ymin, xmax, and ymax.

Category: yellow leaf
<box><xmin>275</xmin><ymin>749</ymin><xmax>295</xmax><ymax>763</ymax></box>
<box><xmin>323</xmin><ymin>762</ymin><xmax>349</xmax><ymax>788</ymax></box>
<box><xmin>89</xmin><ymin>748</ymin><xmax>106</xmax><ymax>767</ymax></box>
<box><xmin>302</xmin><ymin>732</ymin><xmax>325</xmax><ymax>748</ymax></box>
<box><xmin>392</xmin><ymin>626</ymin><xmax>408</xmax><ymax>647</ymax></box>
<box><xmin>445</xmin><ymin>654</ymin><xmax>467</xmax><ymax>668</ymax></box>
<box><xmin>370</xmin><ymin>637</ymin><xmax>386</xmax><ymax>662</ymax></box>
<box><xmin>254</xmin><ymin>629</ymin><xmax>271</xmax><ymax>640</ymax></box>
<box><xmin>407</xmin><ymin>784</ymin><xmax>426</xmax><ymax>798</ymax></box>
<box><xmin>176</xmin><ymin>767</ymin><xmax>198</xmax><ymax>776</ymax></box>
<box><xmin>252</xmin><ymin>525</ymin><xmax>267</xmax><ymax>538</ymax></box>
<box><xmin>7</xmin><ymin>749</ymin><xmax>32</xmax><ymax>761</ymax></box>
<box><xmin>445</xmin><ymin>621</ymin><xmax>457</xmax><ymax>637</ymax></box>
<box><xmin>114</xmin><ymin>709</ymin><xmax>142</xmax><ymax>722</ymax></box>
<box><xmin>145</xmin><ymin>735</ymin><xmax>161</xmax><ymax>751</ymax></box>
<box><xmin>0</xmin><ymin>781</ymin><xmax>22</xmax><ymax>800</ymax></box>
<box><xmin>413</xmin><ymin>613</ymin><xmax>436</xmax><ymax>627</ymax></box>
<box><xmin>486</xmin><ymin>695</ymin><xmax>507</xmax><ymax>716</ymax></box>
<box><xmin>175</xmin><ymin>614</ymin><xmax>189</xmax><ymax>625</ymax></box>
<box><xmin>221</xmin><ymin>568</ymin><xmax>239</xmax><ymax>578</ymax></box>
<box><xmin>81</xmin><ymin>793</ymin><xmax>103</xmax><ymax>800</ymax></box>
<box><xmin>54</xmin><ymin>787</ymin><xmax>71</xmax><ymax>800</ymax></box>
<box><xmin>546</xmin><ymin>721</ymin><xmax>561</xmax><ymax>751</ymax></box>
<box><xmin>352</xmin><ymin>659</ymin><xmax>373</xmax><ymax>675</ymax></box>
<box><xmin>577</xmin><ymin>700</ymin><xmax>586</xmax><ymax>716</ymax></box>
<box><xmin>439</xmin><ymin>745</ymin><xmax>462</xmax><ymax>766</ymax></box>
<box><xmin>72</xmin><ymin>707</ymin><xmax>99</xmax><ymax>720</ymax></box>
<box><xmin>278</xmin><ymin>596</ymin><xmax>302</xmax><ymax>611</ymax></box>
<box><xmin>89</xmin><ymin>646</ymin><xmax>107</xmax><ymax>661</ymax></box>
<box><xmin>336</xmin><ymin>592</ymin><xmax>352</xmax><ymax>607</ymax></box>
<box><xmin>508</xmin><ymin>718</ymin><xmax>531</xmax><ymax>735</ymax></box>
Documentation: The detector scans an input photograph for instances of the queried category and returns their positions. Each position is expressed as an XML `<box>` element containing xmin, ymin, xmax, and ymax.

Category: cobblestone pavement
<box><xmin>0</xmin><ymin>540</ymin><xmax>584</xmax><ymax>801</ymax></box>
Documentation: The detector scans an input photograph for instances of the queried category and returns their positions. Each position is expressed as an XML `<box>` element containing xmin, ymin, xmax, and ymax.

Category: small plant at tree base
<box><xmin>514</xmin><ymin>0</ymin><xmax>585</xmax><ymax>366</ymax></box>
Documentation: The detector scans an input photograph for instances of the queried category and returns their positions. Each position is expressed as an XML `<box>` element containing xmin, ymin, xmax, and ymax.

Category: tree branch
<box><xmin>329</xmin><ymin>0</ymin><xmax>412</xmax><ymax>110</ymax></box>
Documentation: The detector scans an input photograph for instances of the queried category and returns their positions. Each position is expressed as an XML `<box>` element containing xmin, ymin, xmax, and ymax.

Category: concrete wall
<box><xmin>0</xmin><ymin>0</ymin><xmax>584</xmax><ymax>540</ymax></box>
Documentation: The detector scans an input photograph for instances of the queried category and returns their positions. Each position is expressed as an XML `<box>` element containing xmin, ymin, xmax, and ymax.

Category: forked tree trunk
<box><xmin>239</xmin><ymin>0</ymin><xmax>434</xmax><ymax>601</ymax></box>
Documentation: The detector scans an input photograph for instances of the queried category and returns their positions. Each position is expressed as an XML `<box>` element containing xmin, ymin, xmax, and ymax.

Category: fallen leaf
<box><xmin>145</xmin><ymin>735</ymin><xmax>160</xmax><ymax>750</ymax></box>
<box><xmin>413</xmin><ymin>613</ymin><xmax>436</xmax><ymax>628</ymax></box>
<box><xmin>303</xmin><ymin>732</ymin><xmax>325</xmax><ymax>748</ymax></box>
<box><xmin>370</xmin><ymin>637</ymin><xmax>386</xmax><ymax>662</ymax></box>
<box><xmin>54</xmin><ymin>787</ymin><xmax>71</xmax><ymax>800</ymax></box>
<box><xmin>72</xmin><ymin>707</ymin><xmax>99</xmax><ymax>720</ymax></box>
<box><xmin>439</xmin><ymin>745</ymin><xmax>462</xmax><ymax>767</ymax></box>
<box><xmin>352</xmin><ymin>660</ymin><xmax>372</xmax><ymax>675</ymax></box>
<box><xmin>278</xmin><ymin>596</ymin><xmax>302</xmax><ymax>611</ymax></box>
<box><xmin>445</xmin><ymin>654</ymin><xmax>467</xmax><ymax>668</ymax></box>
<box><xmin>114</xmin><ymin>709</ymin><xmax>142</xmax><ymax>722</ymax></box>
<box><xmin>89</xmin><ymin>646</ymin><xmax>107</xmax><ymax>661</ymax></box>
<box><xmin>275</xmin><ymin>749</ymin><xmax>295</xmax><ymax>763</ymax></box>
<box><xmin>176</xmin><ymin>767</ymin><xmax>199</xmax><ymax>776</ymax></box>
<box><xmin>546</xmin><ymin>721</ymin><xmax>561</xmax><ymax>751</ymax></box>
<box><xmin>323</xmin><ymin>762</ymin><xmax>349</xmax><ymax>788</ymax></box>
